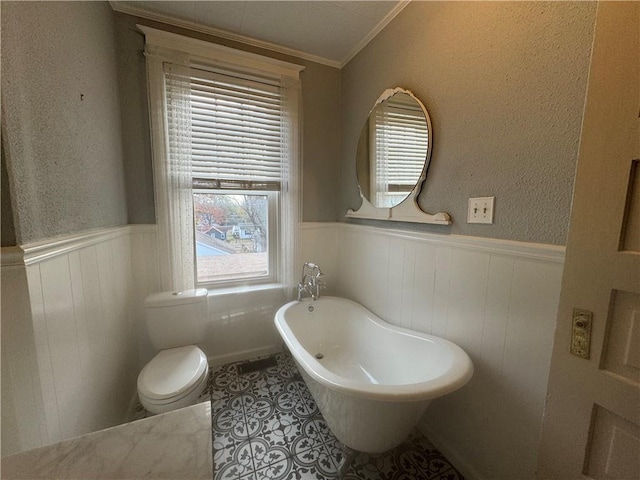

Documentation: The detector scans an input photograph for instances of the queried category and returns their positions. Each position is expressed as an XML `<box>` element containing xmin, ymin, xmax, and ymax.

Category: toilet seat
<box><xmin>138</xmin><ymin>368</ymin><xmax>208</xmax><ymax>415</ymax></box>
<box><xmin>140</xmin><ymin>365</ymin><xmax>208</xmax><ymax>406</ymax></box>
<box><xmin>137</xmin><ymin>345</ymin><xmax>208</xmax><ymax>405</ymax></box>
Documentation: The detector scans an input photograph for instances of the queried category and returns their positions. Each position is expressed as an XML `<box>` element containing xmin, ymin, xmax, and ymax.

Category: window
<box><xmin>166</xmin><ymin>67</ymin><xmax>284</xmax><ymax>285</ymax></box>
<box><xmin>142</xmin><ymin>27</ymin><xmax>302</xmax><ymax>291</ymax></box>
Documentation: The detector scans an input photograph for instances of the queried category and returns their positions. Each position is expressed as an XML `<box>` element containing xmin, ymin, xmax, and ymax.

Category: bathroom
<box><xmin>1</xmin><ymin>1</ymin><xmax>638</xmax><ymax>479</ymax></box>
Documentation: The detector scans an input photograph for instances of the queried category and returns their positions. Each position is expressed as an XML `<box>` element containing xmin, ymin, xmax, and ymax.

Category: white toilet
<box><xmin>137</xmin><ymin>289</ymin><xmax>209</xmax><ymax>414</ymax></box>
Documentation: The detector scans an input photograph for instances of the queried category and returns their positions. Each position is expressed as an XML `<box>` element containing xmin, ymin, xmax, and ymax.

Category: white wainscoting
<box><xmin>300</xmin><ymin>223</ymin><xmax>340</xmax><ymax>297</ymax></box>
<box><xmin>302</xmin><ymin>222</ymin><xmax>564</xmax><ymax>480</ymax></box>
<box><xmin>201</xmin><ymin>285</ymin><xmax>286</xmax><ymax>367</ymax></box>
<box><xmin>129</xmin><ymin>226</ymin><xmax>162</xmax><ymax>366</ymax></box>
<box><xmin>0</xmin><ymin>225</ymin><xmax>159</xmax><ymax>456</ymax></box>
<box><xmin>3</xmin><ymin>221</ymin><xmax>565</xmax><ymax>478</ymax></box>
<box><xmin>1</xmin><ymin>264</ymin><xmax>47</xmax><ymax>456</ymax></box>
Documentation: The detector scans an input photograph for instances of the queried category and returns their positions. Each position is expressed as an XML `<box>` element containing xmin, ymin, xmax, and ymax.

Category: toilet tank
<box><xmin>144</xmin><ymin>289</ymin><xmax>208</xmax><ymax>350</ymax></box>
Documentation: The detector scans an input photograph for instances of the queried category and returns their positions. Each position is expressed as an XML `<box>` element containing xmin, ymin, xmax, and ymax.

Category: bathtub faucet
<box><xmin>297</xmin><ymin>262</ymin><xmax>325</xmax><ymax>301</ymax></box>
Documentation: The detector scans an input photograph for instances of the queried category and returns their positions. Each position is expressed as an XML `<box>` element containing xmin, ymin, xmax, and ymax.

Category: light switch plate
<box><xmin>467</xmin><ymin>197</ymin><xmax>495</xmax><ymax>224</ymax></box>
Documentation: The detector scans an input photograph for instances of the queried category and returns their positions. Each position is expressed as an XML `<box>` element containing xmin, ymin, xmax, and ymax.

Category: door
<box><xmin>537</xmin><ymin>3</ymin><xmax>640</xmax><ymax>479</ymax></box>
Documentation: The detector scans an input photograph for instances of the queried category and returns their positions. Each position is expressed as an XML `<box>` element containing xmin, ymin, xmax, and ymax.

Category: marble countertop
<box><xmin>1</xmin><ymin>402</ymin><xmax>212</xmax><ymax>479</ymax></box>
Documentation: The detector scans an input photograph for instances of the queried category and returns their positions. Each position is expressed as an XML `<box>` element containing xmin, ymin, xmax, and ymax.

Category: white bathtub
<box><xmin>274</xmin><ymin>296</ymin><xmax>473</xmax><ymax>453</ymax></box>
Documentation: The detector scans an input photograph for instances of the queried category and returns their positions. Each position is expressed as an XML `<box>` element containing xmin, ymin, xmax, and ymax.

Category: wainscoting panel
<box><xmin>202</xmin><ymin>285</ymin><xmax>286</xmax><ymax>366</ymax></box>
<box><xmin>3</xmin><ymin>221</ymin><xmax>564</xmax><ymax>478</ymax></box>
<box><xmin>33</xmin><ymin>233</ymin><xmax>138</xmax><ymax>443</ymax></box>
<box><xmin>129</xmin><ymin>228</ymin><xmax>162</xmax><ymax>366</ymax></box>
<box><xmin>1</xmin><ymin>265</ymin><xmax>49</xmax><ymax>455</ymax></box>
<box><xmin>303</xmin><ymin>222</ymin><xmax>565</xmax><ymax>480</ymax></box>
<box><xmin>0</xmin><ymin>226</ymin><xmax>155</xmax><ymax>456</ymax></box>
<box><xmin>480</xmin><ymin>254</ymin><xmax>514</xmax><ymax>374</ymax></box>
<box><xmin>25</xmin><ymin>263</ymin><xmax>62</xmax><ymax>447</ymax></box>
<box><xmin>300</xmin><ymin>223</ymin><xmax>339</xmax><ymax>297</ymax></box>
<box><xmin>38</xmin><ymin>255</ymin><xmax>85</xmax><ymax>440</ymax></box>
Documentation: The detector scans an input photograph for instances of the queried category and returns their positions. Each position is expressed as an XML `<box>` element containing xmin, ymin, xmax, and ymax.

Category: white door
<box><xmin>537</xmin><ymin>3</ymin><xmax>640</xmax><ymax>479</ymax></box>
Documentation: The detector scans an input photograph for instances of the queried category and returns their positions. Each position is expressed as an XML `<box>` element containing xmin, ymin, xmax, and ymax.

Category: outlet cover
<box><xmin>468</xmin><ymin>197</ymin><xmax>495</xmax><ymax>224</ymax></box>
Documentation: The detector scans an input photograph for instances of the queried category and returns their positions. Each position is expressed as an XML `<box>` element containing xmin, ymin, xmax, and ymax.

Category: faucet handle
<box><xmin>302</xmin><ymin>262</ymin><xmax>323</xmax><ymax>279</ymax></box>
<box><xmin>312</xmin><ymin>264</ymin><xmax>324</xmax><ymax>278</ymax></box>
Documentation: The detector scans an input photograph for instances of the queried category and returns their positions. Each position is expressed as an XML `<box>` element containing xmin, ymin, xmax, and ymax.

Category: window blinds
<box><xmin>372</xmin><ymin>95</ymin><xmax>428</xmax><ymax>192</ymax></box>
<box><xmin>165</xmin><ymin>65</ymin><xmax>284</xmax><ymax>190</ymax></box>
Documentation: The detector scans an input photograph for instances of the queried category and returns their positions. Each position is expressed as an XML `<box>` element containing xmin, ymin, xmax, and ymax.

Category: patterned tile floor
<box><xmin>132</xmin><ymin>352</ymin><xmax>464</xmax><ymax>480</ymax></box>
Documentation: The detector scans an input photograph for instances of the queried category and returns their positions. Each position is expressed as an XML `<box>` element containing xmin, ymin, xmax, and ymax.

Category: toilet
<box><xmin>137</xmin><ymin>289</ymin><xmax>209</xmax><ymax>414</ymax></box>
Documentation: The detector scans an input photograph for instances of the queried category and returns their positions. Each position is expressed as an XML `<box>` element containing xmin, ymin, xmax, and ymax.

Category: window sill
<box><xmin>204</xmin><ymin>282</ymin><xmax>288</xmax><ymax>298</ymax></box>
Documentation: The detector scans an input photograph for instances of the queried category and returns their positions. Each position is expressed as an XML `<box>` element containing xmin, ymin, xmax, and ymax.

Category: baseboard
<box><xmin>207</xmin><ymin>344</ymin><xmax>282</xmax><ymax>368</ymax></box>
<box><xmin>418</xmin><ymin>423</ymin><xmax>484</xmax><ymax>480</ymax></box>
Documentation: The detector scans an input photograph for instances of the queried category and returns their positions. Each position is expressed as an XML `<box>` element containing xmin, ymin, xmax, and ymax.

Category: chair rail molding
<box><xmin>0</xmin><ymin>225</ymin><xmax>157</xmax><ymax>267</ymax></box>
<box><xmin>302</xmin><ymin>222</ymin><xmax>565</xmax><ymax>263</ymax></box>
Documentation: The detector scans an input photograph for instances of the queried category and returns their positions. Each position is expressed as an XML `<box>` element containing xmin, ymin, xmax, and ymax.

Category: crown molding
<box><xmin>111</xmin><ymin>1</ymin><xmax>411</xmax><ymax>70</ymax></box>
<box><xmin>339</xmin><ymin>1</ymin><xmax>411</xmax><ymax>68</ymax></box>
<box><xmin>110</xmin><ymin>1</ymin><xmax>342</xmax><ymax>69</ymax></box>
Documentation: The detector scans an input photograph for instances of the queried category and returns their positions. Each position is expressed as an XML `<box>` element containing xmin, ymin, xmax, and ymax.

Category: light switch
<box><xmin>467</xmin><ymin>197</ymin><xmax>495</xmax><ymax>224</ymax></box>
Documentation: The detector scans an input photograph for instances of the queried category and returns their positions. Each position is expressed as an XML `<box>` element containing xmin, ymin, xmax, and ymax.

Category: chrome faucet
<box><xmin>297</xmin><ymin>262</ymin><xmax>325</xmax><ymax>301</ymax></box>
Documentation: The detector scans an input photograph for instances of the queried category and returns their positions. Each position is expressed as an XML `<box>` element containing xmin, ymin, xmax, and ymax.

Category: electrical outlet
<box><xmin>467</xmin><ymin>197</ymin><xmax>495</xmax><ymax>224</ymax></box>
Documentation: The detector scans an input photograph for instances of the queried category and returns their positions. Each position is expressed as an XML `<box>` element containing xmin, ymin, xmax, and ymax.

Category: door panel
<box><xmin>537</xmin><ymin>2</ymin><xmax>640</xmax><ymax>478</ymax></box>
<box><xmin>620</xmin><ymin>161</ymin><xmax>640</xmax><ymax>252</ymax></box>
<box><xmin>601</xmin><ymin>290</ymin><xmax>640</xmax><ymax>384</ymax></box>
<box><xmin>585</xmin><ymin>405</ymin><xmax>640</xmax><ymax>480</ymax></box>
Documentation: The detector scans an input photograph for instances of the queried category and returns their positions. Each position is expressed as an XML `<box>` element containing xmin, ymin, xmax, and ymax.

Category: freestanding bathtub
<box><xmin>274</xmin><ymin>296</ymin><xmax>473</xmax><ymax>453</ymax></box>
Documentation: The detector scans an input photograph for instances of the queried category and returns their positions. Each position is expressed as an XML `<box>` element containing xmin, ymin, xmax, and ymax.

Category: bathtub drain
<box><xmin>315</xmin><ymin>353</ymin><xmax>324</xmax><ymax>359</ymax></box>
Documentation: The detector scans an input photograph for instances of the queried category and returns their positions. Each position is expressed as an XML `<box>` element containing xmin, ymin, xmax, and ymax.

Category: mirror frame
<box><xmin>346</xmin><ymin>87</ymin><xmax>451</xmax><ymax>225</ymax></box>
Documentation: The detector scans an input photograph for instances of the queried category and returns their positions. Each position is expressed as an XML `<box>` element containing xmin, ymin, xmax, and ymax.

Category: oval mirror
<box><xmin>356</xmin><ymin>88</ymin><xmax>432</xmax><ymax>209</ymax></box>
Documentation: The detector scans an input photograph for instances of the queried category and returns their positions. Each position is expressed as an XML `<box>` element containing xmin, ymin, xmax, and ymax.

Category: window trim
<box><xmin>138</xmin><ymin>25</ymin><xmax>304</xmax><ymax>80</ymax></box>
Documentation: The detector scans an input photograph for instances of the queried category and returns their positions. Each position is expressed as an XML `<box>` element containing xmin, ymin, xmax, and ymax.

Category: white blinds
<box><xmin>372</xmin><ymin>95</ymin><xmax>428</xmax><ymax>192</ymax></box>
<box><xmin>165</xmin><ymin>65</ymin><xmax>283</xmax><ymax>190</ymax></box>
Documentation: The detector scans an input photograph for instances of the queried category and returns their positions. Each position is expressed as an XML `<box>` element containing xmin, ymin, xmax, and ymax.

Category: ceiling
<box><xmin>110</xmin><ymin>1</ymin><xmax>408</xmax><ymax>67</ymax></box>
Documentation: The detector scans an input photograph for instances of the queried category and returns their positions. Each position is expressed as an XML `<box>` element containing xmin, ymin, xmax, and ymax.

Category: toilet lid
<box><xmin>138</xmin><ymin>345</ymin><xmax>208</xmax><ymax>401</ymax></box>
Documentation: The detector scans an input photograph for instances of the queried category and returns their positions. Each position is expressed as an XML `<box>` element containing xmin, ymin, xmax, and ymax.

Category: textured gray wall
<box><xmin>1</xmin><ymin>1</ymin><xmax>128</xmax><ymax>243</ymax></box>
<box><xmin>340</xmin><ymin>1</ymin><xmax>597</xmax><ymax>245</ymax></box>
<box><xmin>113</xmin><ymin>13</ymin><xmax>342</xmax><ymax>224</ymax></box>
<box><xmin>113</xmin><ymin>13</ymin><xmax>156</xmax><ymax>225</ymax></box>
<box><xmin>1</xmin><ymin>2</ymin><xmax>589</xmax><ymax>244</ymax></box>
